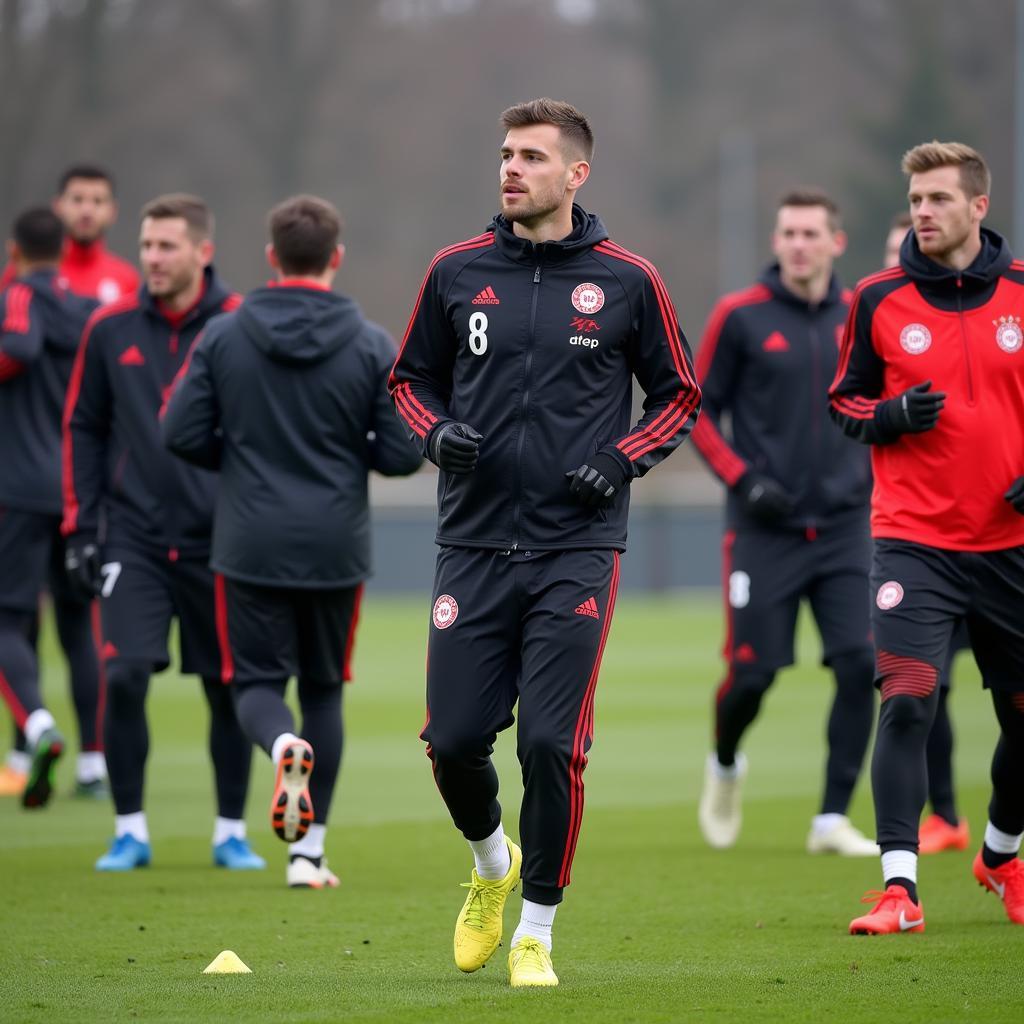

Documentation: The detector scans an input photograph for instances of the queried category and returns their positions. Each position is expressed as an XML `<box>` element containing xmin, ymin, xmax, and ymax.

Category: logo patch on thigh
<box><xmin>432</xmin><ymin>594</ymin><xmax>459</xmax><ymax>629</ymax></box>
<box><xmin>876</xmin><ymin>580</ymin><xmax>905</xmax><ymax>610</ymax></box>
<box><xmin>728</xmin><ymin>571</ymin><xmax>751</xmax><ymax>609</ymax></box>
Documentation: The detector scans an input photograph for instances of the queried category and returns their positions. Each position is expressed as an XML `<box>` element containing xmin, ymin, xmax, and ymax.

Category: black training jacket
<box><xmin>692</xmin><ymin>264</ymin><xmax>870</xmax><ymax>531</ymax></box>
<box><xmin>389</xmin><ymin>205</ymin><xmax>700</xmax><ymax>552</ymax></box>
<box><xmin>62</xmin><ymin>267</ymin><xmax>240</xmax><ymax>555</ymax></box>
<box><xmin>0</xmin><ymin>270</ymin><xmax>97</xmax><ymax>514</ymax></box>
<box><xmin>162</xmin><ymin>283</ymin><xmax>422</xmax><ymax>587</ymax></box>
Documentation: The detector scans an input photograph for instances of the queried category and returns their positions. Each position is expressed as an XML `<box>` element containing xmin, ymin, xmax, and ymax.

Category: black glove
<box><xmin>430</xmin><ymin>422</ymin><xmax>483</xmax><ymax>474</ymax></box>
<box><xmin>566</xmin><ymin>452</ymin><xmax>629</xmax><ymax>509</ymax></box>
<box><xmin>64</xmin><ymin>537</ymin><xmax>102</xmax><ymax>599</ymax></box>
<box><xmin>734</xmin><ymin>471</ymin><xmax>795</xmax><ymax>525</ymax></box>
<box><xmin>876</xmin><ymin>380</ymin><xmax>945</xmax><ymax>436</ymax></box>
<box><xmin>1005</xmin><ymin>476</ymin><xmax>1024</xmax><ymax>515</ymax></box>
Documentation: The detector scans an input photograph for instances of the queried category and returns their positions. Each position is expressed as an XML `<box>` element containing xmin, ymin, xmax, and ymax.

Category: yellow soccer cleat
<box><xmin>508</xmin><ymin>937</ymin><xmax>559</xmax><ymax>988</ymax></box>
<box><xmin>453</xmin><ymin>838</ymin><xmax>522</xmax><ymax>972</ymax></box>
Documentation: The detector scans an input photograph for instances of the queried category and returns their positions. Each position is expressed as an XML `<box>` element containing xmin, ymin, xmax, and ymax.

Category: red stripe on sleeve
<box><xmin>1</xmin><ymin>283</ymin><xmax>32</xmax><ymax>333</ymax></box>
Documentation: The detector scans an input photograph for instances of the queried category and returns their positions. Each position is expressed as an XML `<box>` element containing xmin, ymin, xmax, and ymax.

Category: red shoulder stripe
<box><xmin>693</xmin><ymin>284</ymin><xmax>772</xmax><ymax>383</ymax></box>
<box><xmin>388</xmin><ymin>233</ymin><xmax>495</xmax><ymax>392</ymax></box>
<box><xmin>1</xmin><ymin>282</ymin><xmax>32</xmax><ymax>333</ymax></box>
<box><xmin>594</xmin><ymin>240</ymin><xmax>698</xmax><ymax>392</ymax></box>
<box><xmin>221</xmin><ymin>293</ymin><xmax>243</xmax><ymax>312</ymax></box>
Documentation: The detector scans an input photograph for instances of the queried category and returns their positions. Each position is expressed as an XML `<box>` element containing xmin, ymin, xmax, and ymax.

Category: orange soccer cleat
<box><xmin>973</xmin><ymin>851</ymin><xmax>1024</xmax><ymax>925</ymax></box>
<box><xmin>270</xmin><ymin>739</ymin><xmax>315</xmax><ymax>842</ymax></box>
<box><xmin>849</xmin><ymin>884</ymin><xmax>925</xmax><ymax>935</ymax></box>
<box><xmin>918</xmin><ymin>813</ymin><xmax>970</xmax><ymax>854</ymax></box>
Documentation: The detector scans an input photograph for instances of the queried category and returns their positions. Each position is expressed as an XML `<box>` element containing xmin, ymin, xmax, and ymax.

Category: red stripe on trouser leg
<box><xmin>1012</xmin><ymin>693</ymin><xmax>1024</xmax><ymax>713</ymax></box>
<box><xmin>558</xmin><ymin>551</ymin><xmax>621</xmax><ymax>889</ymax></box>
<box><xmin>342</xmin><ymin>584</ymin><xmax>364</xmax><ymax>682</ymax></box>
<box><xmin>213</xmin><ymin>574</ymin><xmax>235</xmax><ymax>684</ymax></box>
<box><xmin>877</xmin><ymin>650</ymin><xmax>938</xmax><ymax>701</ymax></box>
<box><xmin>0</xmin><ymin>669</ymin><xmax>29</xmax><ymax>729</ymax></box>
<box><xmin>90</xmin><ymin>600</ymin><xmax>106</xmax><ymax>752</ymax></box>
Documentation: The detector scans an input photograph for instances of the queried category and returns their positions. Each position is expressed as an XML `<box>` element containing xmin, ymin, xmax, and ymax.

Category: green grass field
<box><xmin>1</xmin><ymin>593</ymin><xmax>1021</xmax><ymax>1023</ymax></box>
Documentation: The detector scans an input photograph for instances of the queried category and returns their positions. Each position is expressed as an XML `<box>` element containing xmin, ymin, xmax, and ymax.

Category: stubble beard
<box><xmin>500</xmin><ymin>185</ymin><xmax>564</xmax><ymax>227</ymax></box>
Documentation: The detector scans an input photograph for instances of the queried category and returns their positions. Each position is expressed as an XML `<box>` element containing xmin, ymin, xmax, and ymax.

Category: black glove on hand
<box><xmin>566</xmin><ymin>452</ymin><xmax>629</xmax><ymax>509</ymax></box>
<box><xmin>734</xmin><ymin>471</ymin><xmax>795</xmax><ymax>525</ymax></box>
<box><xmin>876</xmin><ymin>380</ymin><xmax>945</xmax><ymax>436</ymax></box>
<box><xmin>430</xmin><ymin>422</ymin><xmax>483</xmax><ymax>474</ymax></box>
<box><xmin>65</xmin><ymin>538</ymin><xmax>102</xmax><ymax>599</ymax></box>
<box><xmin>1005</xmin><ymin>476</ymin><xmax>1024</xmax><ymax>515</ymax></box>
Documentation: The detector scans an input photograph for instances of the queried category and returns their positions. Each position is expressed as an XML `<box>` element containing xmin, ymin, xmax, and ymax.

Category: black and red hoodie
<box><xmin>0</xmin><ymin>270</ymin><xmax>97</xmax><ymax>514</ymax></box>
<box><xmin>62</xmin><ymin>267</ymin><xmax>240</xmax><ymax>556</ymax></box>
<box><xmin>830</xmin><ymin>227</ymin><xmax>1024</xmax><ymax>551</ymax></box>
<box><xmin>389</xmin><ymin>205</ymin><xmax>700</xmax><ymax>552</ymax></box>
<box><xmin>692</xmin><ymin>264</ymin><xmax>870</xmax><ymax>531</ymax></box>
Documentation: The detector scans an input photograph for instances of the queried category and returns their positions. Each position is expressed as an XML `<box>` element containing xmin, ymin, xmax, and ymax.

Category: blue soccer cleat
<box><xmin>95</xmin><ymin>834</ymin><xmax>151</xmax><ymax>872</ymax></box>
<box><xmin>213</xmin><ymin>836</ymin><xmax>266</xmax><ymax>870</ymax></box>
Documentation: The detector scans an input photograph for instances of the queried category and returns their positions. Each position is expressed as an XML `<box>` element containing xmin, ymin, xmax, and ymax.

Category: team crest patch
<box><xmin>994</xmin><ymin>315</ymin><xmax>1023</xmax><ymax>353</ymax></box>
<box><xmin>899</xmin><ymin>323</ymin><xmax>931</xmax><ymax>355</ymax></box>
<box><xmin>432</xmin><ymin>594</ymin><xmax>459</xmax><ymax>629</ymax></box>
<box><xmin>571</xmin><ymin>282</ymin><xmax>605</xmax><ymax>314</ymax></box>
<box><xmin>876</xmin><ymin>581</ymin><xmax>905</xmax><ymax>610</ymax></box>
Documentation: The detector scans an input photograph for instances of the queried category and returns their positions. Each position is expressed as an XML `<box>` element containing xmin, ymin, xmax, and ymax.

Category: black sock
<box><xmin>821</xmin><ymin>649</ymin><xmax>875</xmax><ymax>814</ymax></box>
<box><xmin>885</xmin><ymin>877</ymin><xmax>918</xmax><ymax>903</ymax></box>
<box><xmin>202</xmin><ymin>676</ymin><xmax>252</xmax><ymax>821</ymax></box>
<box><xmin>981</xmin><ymin>844</ymin><xmax>1017</xmax><ymax>870</ymax></box>
<box><xmin>298</xmin><ymin>678</ymin><xmax>344</xmax><ymax>826</ymax></box>
<box><xmin>925</xmin><ymin>686</ymin><xmax>958</xmax><ymax>825</ymax></box>
<box><xmin>714</xmin><ymin>667</ymin><xmax>774</xmax><ymax>766</ymax></box>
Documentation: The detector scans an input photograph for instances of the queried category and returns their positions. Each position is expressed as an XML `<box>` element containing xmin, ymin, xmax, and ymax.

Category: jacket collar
<box><xmin>490</xmin><ymin>204</ymin><xmax>609</xmax><ymax>267</ymax></box>
<box><xmin>759</xmin><ymin>263</ymin><xmax>843</xmax><ymax>310</ymax></box>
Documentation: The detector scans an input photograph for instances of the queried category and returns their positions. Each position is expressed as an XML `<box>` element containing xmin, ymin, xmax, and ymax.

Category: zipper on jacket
<box><xmin>807</xmin><ymin>308</ymin><xmax>822</xmax><ymax>523</ymax></box>
<box><xmin>169</xmin><ymin>330</ymin><xmax>179</xmax><ymax>355</ymax></box>
<box><xmin>509</xmin><ymin>262</ymin><xmax>543</xmax><ymax>551</ymax></box>
<box><xmin>956</xmin><ymin>277</ymin><xmax>975</xmax><ymax>405</ymax></box>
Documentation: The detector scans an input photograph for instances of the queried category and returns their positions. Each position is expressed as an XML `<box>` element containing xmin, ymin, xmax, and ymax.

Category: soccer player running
<box><xmin>390</xmin><ymin>98</ymin><xmax>700</xmax><ymax>987</ymax></box>
<box><xmin>0</xmin><ymin>208</ymin><xmax>98</xmax><ymax>808</ymax></box>
<box><xmin>162</xmin><ymin>195</ymin><xmax>422</xmax><ymax>888</ymax></box>
<box><xmin>884</xmin><ymin>210</ymin><xmax>971</xmax><ymax>856</ymax></box>
<box><xmin>0</xmin><ymin>165</ymin><xmax>138</xmax><ymax>800</ymax></box>
<box><xmin>833</xmin><ymin>142</ymin><xmax>1024</xmax><ymax>933</ymax></box>
<box><xmin>692</xmin><ymin>190</ymin><xmax>877</xmax><ymax>856</ymax></box>
<box><xmin>63</xmin><ymin>194</ymin><xmax>262</xmax><ymax>872</ymax></box>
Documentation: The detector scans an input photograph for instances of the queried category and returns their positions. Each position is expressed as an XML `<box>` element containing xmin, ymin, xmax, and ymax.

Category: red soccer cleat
<box><xmin>973</xmin><ymin>851</ymin><xmax>1024</xmax><ymax>924</ymax></box>
<box><xmin>849</xmin><ymin>885</ymin><xmax>925</xmax><ymax>935</ymax></box>
<box><xmin>270</xmin><ymin>739</ymin><xmax>314</xmax><ymax>842</ymax></box>
<box><xmin>918</xmin><ymin>813</ymin><xmax>970</xmax><ymax>854</ymax></box>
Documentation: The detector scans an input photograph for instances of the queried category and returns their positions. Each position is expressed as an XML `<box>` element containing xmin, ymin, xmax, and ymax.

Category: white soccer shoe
<box><xmin>806</xmin><ymin>816</ymin><xmax>880</xmax><ymax>857</ymax></box>
<box><xmin>698</xmin><ymin>752</ymin><xmax>747</xmax><ymax>849</ymax></box>
<box><xmin>287</xmin><ymin>855</ymin><xmax>339</xmax><ymax>889</ymax></box>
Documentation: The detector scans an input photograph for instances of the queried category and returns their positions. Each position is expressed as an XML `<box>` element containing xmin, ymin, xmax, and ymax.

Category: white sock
<box><xmin>6</xmin><ymin>750</ymin><xmax>30</xmax><ymax>774</ymax></box>
<box><xmin>711</xmin><ymin>751</ymin><xmax>746</xmax><ymax>780</ymax></box>
<box><xmin>812</xmin><ymin>813</ymin><xmax>846</xmax><ymax>835</ymax></box>
<box><xmin>77</xmin><ymin>751</ymin><xmax>107</xmax><ymax>783</ymax></box>
<box><xmin>212</xmin><ymin>816</ymin><xmax>246</xmax><ymax>846</ymax></box>
<box><xmin>115</xmin><ymin>811</ymin><xmax>149</xmax><ymax>843</ymax></box>
<box><xmin>469</xmin><ymin>824</ymin><xmax>511</xmax><ymax>880</ymax></box>
<box><xmin>512</xmin><ymin>899</ymin><xmax>557</xmax><ymax>952</ymax></box>
<box><xmin>984</xmin><ymin>821</ymin><xmax>1024</xmax><ymax>855</ymax></box>
<box><xmin>291</xmin><ymin>823</ymin><xmax>326</xmax><ymax>860</ymax></box>
<box><xmin>881</xmin><ymin>849</ymin><xmax>917</xmax><ymax>886</ymax></box>
<box><xmin>24</xmin><ymin>709</ymin><xmax>56</xmax><ymax>749</ymax></box>
<box><xmin>271</xmin><ymin>732</ymin><xmax>301</xmax><ymax>766</ymax></box>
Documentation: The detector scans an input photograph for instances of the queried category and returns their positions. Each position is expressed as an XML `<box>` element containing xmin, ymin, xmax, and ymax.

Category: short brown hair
<box><xmin>777</xmin><ymin>187</ymin><xmax>841</xmax><ymax>231</ymax></box>
<box><xmin>500</xmin><ymin>98</ymin><xmax>594</xmax><ymax>161</ymax></box>
<box><xmin>890</xmin><ymin>210</ymin><xmax>913</xmax><ymax>230</ymax></box>
<box><xmin>140</xmin><ymin>193</ymin><xmax>213</xmax><ymax>241</ymax></box>
<box><xmin>901</xmin><ymin>141</ymin><xmax>991</xmax><ymax>198</ymax></box>
<box><xmin>268</xmin><ymin>195</ymin><xmax>342</xmax><ymax>276</ymax></box>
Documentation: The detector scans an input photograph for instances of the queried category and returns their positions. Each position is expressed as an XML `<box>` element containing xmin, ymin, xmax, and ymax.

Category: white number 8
<box><xmin>728</xmin><ymin>570</ymin><xmax>751</xmax><ymax>609</ymax></box>
<box><xmin>468</xmin><ymin>312</ymin><xmax>488</xmax><ymax>355</ymax></box>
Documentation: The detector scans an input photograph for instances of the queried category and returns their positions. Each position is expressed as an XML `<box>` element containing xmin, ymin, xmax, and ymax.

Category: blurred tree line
<box><xmin>0</xmin><ymin>0</ymin><xmax>1014</xmax><ymax>432</ymax></box>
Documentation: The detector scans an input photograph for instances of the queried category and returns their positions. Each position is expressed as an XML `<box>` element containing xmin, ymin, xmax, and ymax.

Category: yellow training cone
<box><xmin>203</xmin><ymin>950</ymin><xmax>252</xmax><ymax>974</ymax></box>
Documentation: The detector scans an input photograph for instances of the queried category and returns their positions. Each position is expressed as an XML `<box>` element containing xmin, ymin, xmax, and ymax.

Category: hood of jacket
<box><xmin>899</xmin><ymin>226</ymin><xmax>1013</xmax><ymax>308</ymax></box>
<box><xmin>237</xmin><ymin>284</ymin><xmax>366</xmax><ymax>365</ymax></box>
<box><xmin>490</xmin><ymin>203</ymin><xmax>609</xmax><ymax>266</ymax></box>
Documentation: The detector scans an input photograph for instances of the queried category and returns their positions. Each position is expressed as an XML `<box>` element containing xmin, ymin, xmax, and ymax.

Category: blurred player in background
<box><xmin>63</xmin><ymin>194</ymin><xmax>261</xmax><ymax>872</ymax></box>
<box><xmin>834</xmin><ymin>142</ymin><xmax>1024</xmax><ymax>933</ymax></box>
<box><xmin>693</xmin><ymin>189</ymin><xmax>877</xmax><ymax>856</ymax></box>
<box><xmin>0</xmin><ymin>208</ymin><xmax>98</xmax><ymax>807</ymax></box>
<box><xmin>0</xmin><ymin>164</ymin><xmax>138</xmax><ymax>798</ymax></box>
<box><xmin>163</xmin><ymin>194</ymin><xmax>421</xmax><ymax>888</ymax></box>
